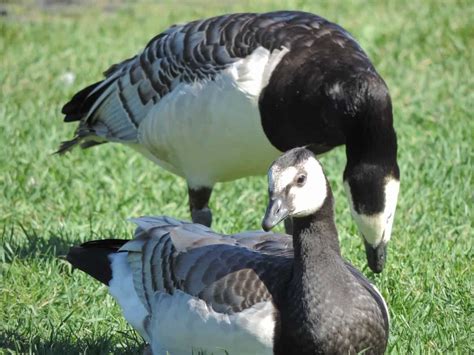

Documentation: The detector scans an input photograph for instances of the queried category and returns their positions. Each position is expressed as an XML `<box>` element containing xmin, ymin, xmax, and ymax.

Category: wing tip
<box><xmin>55</xmin><ymin>138</ymin><xmax>80</xmax><ymax>154</ymax></box>
<box><xmin>61</xmin><ymin>79</ymin><xmax>107</xmax><ymax>122</ymax></box>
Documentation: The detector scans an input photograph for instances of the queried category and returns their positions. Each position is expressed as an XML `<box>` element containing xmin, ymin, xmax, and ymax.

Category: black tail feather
<box><xmin>66</xmin><ymin>239</ymin><xmax>129</xmax><ymax>285</ymax></box>
<box><xmin>55</xmin><ymin>137</ymin><xmax>107</xmax><ymax>154</ymax></box>
<box><xmin>62</xmin><ymin>77</ymin><xmax>116</xmax><ymax>123</ymax></box>
<box><xmin>80</xmin><ymin>140</ymin><xmax>106</xmax><ymax>149</ymax></box>
<box><xmin>62</xmin><ymin>81</ymin><xmax>103</xmax><ymax>122</ymax></box>
<box><xmin>56</xmin><ymin>137</ymin><xmax>80</xmax><ymax>154</ymax></box>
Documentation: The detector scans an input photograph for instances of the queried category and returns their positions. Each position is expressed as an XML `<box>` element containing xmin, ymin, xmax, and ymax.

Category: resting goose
<box><xmin>59</xmin><ymin>10</ymin><xmax>399</xmax><ymax>273</ymax></box>
<box><xmin>66</xmin><ymin>148</ymin><xmax>389</xmax><ymax>355</ymax></box>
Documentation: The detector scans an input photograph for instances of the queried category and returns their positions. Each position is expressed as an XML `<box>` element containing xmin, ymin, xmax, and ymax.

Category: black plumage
<box><xmin>66</xmin><ymin>239</ymin><xmax>127</xmax><ymax>284</ymax></box>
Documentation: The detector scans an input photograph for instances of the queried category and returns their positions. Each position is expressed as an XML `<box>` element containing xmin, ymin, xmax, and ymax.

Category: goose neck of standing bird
<box><xmin>343</xmin><ymin>73</ymin><xmax>398</xmax><ymax>169</ymax></box>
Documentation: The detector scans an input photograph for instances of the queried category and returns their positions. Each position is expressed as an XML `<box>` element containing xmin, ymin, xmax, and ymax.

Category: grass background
<box><xmin>0</xmin><ymin>0</ymin><xmax>472</xmax><ymax>353</ymax></box>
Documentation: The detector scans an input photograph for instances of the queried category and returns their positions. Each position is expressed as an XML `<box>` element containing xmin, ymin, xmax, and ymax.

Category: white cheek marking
<box><xmin>344</xmin><ymin>178</ymin><xmax>400</xmax><ymax>247</ymax></box>
<box><xmin>382</xmin><ymin>178</ymin><xmax>400</xmax><ymax>243</ymax></box>
<box><xmin>270</xmin><ymin>167</ymin><xmax>297</xmax><ymax>193</ymax></box>
<box><xmin>291</xmin><ymin>159</ymin><xmax>327</xmax><ymax>217</ymax></box>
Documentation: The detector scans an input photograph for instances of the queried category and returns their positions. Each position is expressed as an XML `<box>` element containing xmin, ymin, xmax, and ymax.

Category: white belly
<box><xmin>108</xmin><ymin>253</ymin><xmax>150</xmax><ymax>342</ymax></box>
<box><xmin>137</xmin><ymin>47</ymin><xmax>288</xmax><ymax>188</ymax></box>
<box><xmin>149</xmin><ymin>291</ymin><xmax>275</xmax><ymax>355</ymax></box>
<box><xmin>108</xmin><ymin>254</ymin><xmax>275</xmax><ymax>355</ymax></box>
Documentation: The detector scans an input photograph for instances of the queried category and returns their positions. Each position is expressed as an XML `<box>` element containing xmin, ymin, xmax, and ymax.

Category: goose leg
<box><xmin>284</xmin><ymin>217</ymin><xmax>293</xmax><ymax>235</ymax></box>
<box><xmin>188</xmin><ymin>186</ymin><xmax>213</xmax><ymax>227</ymax></box>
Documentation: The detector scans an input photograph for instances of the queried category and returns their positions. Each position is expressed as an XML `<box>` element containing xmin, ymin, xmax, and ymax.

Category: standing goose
<box><xmin>59</xmin><ymin>10</ymin><xmax>399</xmax><ymax>272</ymax></box>
<box><xmin>66</xmin><ymin>148</ymin><xmax>389</xmax><ymax>355</ymax></box>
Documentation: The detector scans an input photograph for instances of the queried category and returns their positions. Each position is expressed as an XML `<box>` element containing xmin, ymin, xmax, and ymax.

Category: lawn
<box><xmin>0</xmin><ymin>0</ymin><xmax>472</xmax><ymax>353</ymax></box>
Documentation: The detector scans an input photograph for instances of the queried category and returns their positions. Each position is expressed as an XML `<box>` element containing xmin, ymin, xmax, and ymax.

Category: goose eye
<box><xmin>296</xmin><ymin>174</ymin><xmax>306</xmax><ymax>186</ymax></box>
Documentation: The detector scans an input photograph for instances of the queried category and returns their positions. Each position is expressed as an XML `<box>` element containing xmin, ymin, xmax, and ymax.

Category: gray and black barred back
<box><xmin>59</xmin><ymin>11</ymin><xmax>363</xmax><ymax>152</ymax></box>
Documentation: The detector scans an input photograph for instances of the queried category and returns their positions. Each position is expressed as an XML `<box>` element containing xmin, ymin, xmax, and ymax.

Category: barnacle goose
<box><xmin>66</xmin><ymin>148</ymin><xmax>389</xmax><ymax>355</ymax></box>
<box><xmin>59</xmin><ymin>11</ymin><xmax>399</xmax><ymax>273</ymax></box>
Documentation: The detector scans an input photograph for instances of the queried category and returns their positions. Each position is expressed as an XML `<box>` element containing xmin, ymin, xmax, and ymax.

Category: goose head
<box><xmin>343</xmin><ymin>164</ymin><xmax>400</xmax><ymax>273</ymax></box>
<box><xmin>262</xmin><ymin>147</ymin><xmax>328</xmax><ymax>231</ymax></box>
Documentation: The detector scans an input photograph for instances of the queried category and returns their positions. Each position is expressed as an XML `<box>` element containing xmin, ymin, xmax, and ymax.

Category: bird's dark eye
<box><xmin>296</xmin><ymin>174</ymin><xmax>306</xmax><ymax>186</ymax></box>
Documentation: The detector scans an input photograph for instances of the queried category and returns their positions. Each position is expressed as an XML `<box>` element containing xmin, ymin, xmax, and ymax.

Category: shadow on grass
<box><xmin>0</xmin><ymin>223</ymin><xmax>91</xmax><ymax>263</ymax></box>
<box><xmin>0</xmin><ymin>328</ymin><xmax>145</xmax><ymax>355</ymax></box>
<box><xmin>0</xmin><ymin>330</ymin><xmax>219</xmax><ymax>354</ymax></box>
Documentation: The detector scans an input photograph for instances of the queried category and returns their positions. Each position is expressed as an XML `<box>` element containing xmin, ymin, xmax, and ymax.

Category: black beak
<box><xmin>262</xmin><ymin>198</ymin><xmax>289</xmax><ymax>231</ymax></box>
<box><xmin>364</xmin><ymin>239</ymin><xmax>387</xmax><ymax>273</ymax></box>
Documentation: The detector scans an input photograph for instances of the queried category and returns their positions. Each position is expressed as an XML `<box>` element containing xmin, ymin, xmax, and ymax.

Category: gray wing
<box><xmin>344</xmin><ymin>262</ymin><xmax>390</xmax><ymax>333</ymax></box>
<box><xmin>121</xmin><ymin>216</ymin><xmax>292</xmax><ymax>315</ymax></box>
<box><xmin>231</xmin><ymin>230</ymin><xmax>294</xmax><ymax>257</ymax></box>
<box><xmin>58</xmin><ymin>11</ymin><xmax>356</xmax><ymax>152</ymax></box>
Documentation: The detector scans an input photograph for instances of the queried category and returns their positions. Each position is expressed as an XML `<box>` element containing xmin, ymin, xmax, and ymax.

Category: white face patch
<box><xmin>268</xmin><ymin>166</ymin><xmax>297</xmax><ymax>194</ymax></box>
<box><xmin>269</xmin><ymin>157</ymin><xmax>327</xmax><ymax>217</ymax></box>
<box><xmin>344</xmin><ymin>178</ymin><xmax>400</xmax><ymax>247</ymax></box>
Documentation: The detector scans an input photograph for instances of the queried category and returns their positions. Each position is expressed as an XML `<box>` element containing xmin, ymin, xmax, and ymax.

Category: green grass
<box><xmin>1</xmin><ymin>0</ymin><xmax>473</xmax><ymax>353</ymax></box>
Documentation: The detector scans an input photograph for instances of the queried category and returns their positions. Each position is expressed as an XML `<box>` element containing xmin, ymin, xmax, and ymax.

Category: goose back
<box><xmin>67</xmin><ymin>215</ymin><xmax>388</xmax><ymax>354</ymax></box>
<box><xmin>112</xmin><ymin>217</ymin><xmax>293</xmax><ymax>354</ymax></box>
<box><xmin>58</xmin><ymin>11</ymin><xmax>368</xmax><ymax>186</ymax></box>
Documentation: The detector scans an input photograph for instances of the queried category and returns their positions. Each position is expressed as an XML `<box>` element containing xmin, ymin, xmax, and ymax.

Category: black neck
<box><xmin>289</xmin><ymin>184</ymin><xmax>343</xmax><ymax>300</ymax></box>
<box><xmin>344</xmin><ymin>76</ymin><xmax>398</xmax><ymax>171</ymax></box>
<box><xmin>274</xmin><ymin>186</ymin><xmax>345</xmax><ymax>354</ymax></box>
<box><xmin>291</xmin><ymin>187</ymin><xmax>340</xmax><ymax>266</ymax></box>
<box><xmin>272</xmin><ymin>177</ymin><xmax>388</xmax><ymax>354</ymax></box>
<box><xmin>260</xmin><ymin>48</ymin><xmax>398</xmax><ymax>176</ymax></box>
